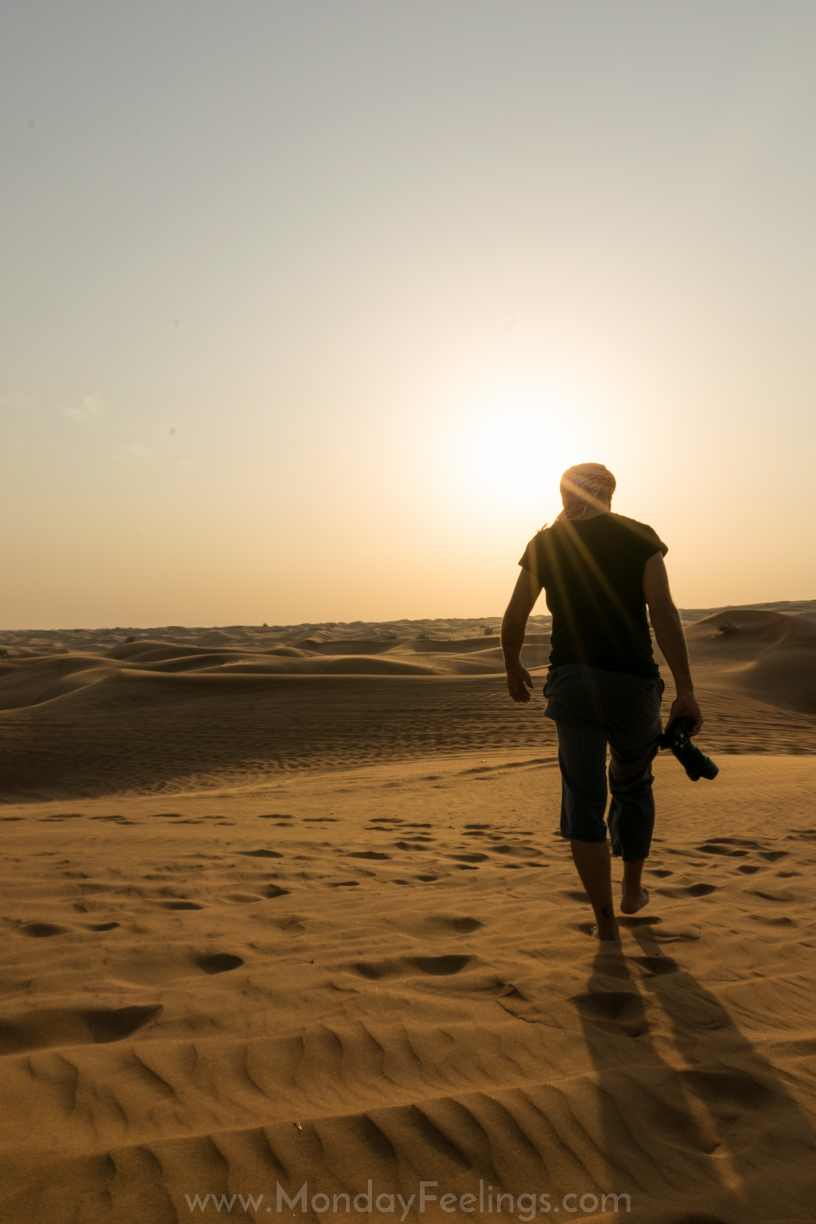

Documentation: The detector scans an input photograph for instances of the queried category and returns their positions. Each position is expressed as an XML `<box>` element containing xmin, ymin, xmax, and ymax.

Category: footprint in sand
<box><xmin>87</xmin><ymin>921</ymin><xmax>120</xmax><ymax>931</ymax></box>
<box><xmin>631</xmin><ymin>955</ymin><xmax>679</xmax><ymax>976</ymax></box>
<box><xmin>737</xmin><ymin>865</ymin><xmax>761</xmax><ymax>874</ymax></box>
<box><xmin>696</xmin><ymin>843</ymin><xmax>749</xmax><ymax>857</ymax></box>
<box><xmin>160</xmin><ymin>900</ymin><xmax>203</xmax><ymax>910</ymax></box>
<box><xmin>85</xmin><ymin>1004</ymin><xmax>163</xmax><ymax>1043</ymax></box>
<box><xmin>0</xmin><ymin>1004</ymin><xmax>163</xmax><ymax>1054</ymax></box>
<box><xmin>656</xmin><ymin>883</ymin><xmax>717</xmax><ymax>898</ymax></box>
<box><xmin>348</xmin><ymin>851</ymin><xmax>391</xmax><ymax>860</ymax></box>
<box><xmin>490</xmin><ymin>844</ymin><xmax>543</xmax><ymax>858</ymax></box>
<box><xmin>241</xmin><ymin>849</ymin><xmax>284</xmax><ymax>858</ymax></box>
<box><xmin>448</xmin><ymin>853</ymin><xmax>488</xmax><ymax>863</ymax></box>
<box><xmin>353</xmin><ymin>954</ymin><xmax>474</xmax><ymax>980</ymax></box>
<box><xmin>19</xmin><ymin>923</ymin><xmax>69</xmax><ymax>937</ymax></box>
<box><xmin>197</xmin><ymin>953</ymin><xmax>244</xmax><ymax>974</ymax></box>
<box><xmin>651</xmin><ymin>926</ymin><xmax>702</xmax><ymax>943</ymax></box>
<box><xmin>707</xmin><ymin>837</ymin><xmax>762</xmax><ymax>848</ymax></box>
<box><xmin>408</xmin><ymin>954</ymin><xmax>474</xmax><ymax>975</ymax></box>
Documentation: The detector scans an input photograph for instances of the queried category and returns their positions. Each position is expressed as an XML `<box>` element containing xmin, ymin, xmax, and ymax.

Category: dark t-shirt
<box><xmin>519</xmin><ymin>513</ymin><xmax>668</xmax><ymax>678</ymax></box>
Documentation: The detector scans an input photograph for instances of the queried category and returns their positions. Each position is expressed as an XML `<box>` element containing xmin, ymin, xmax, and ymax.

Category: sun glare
<box><xmin>438</xmin><ymin>381</ymin><xmax>603</xmax><ymax>529</ymax></box>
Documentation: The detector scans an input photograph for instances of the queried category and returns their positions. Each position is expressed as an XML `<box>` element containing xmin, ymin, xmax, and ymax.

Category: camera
<box><xmin>658</xmin><ymin>716</ymin><xmax>718</xmax><ymax>781</ymax></box>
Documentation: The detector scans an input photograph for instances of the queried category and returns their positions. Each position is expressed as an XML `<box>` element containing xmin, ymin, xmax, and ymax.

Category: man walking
<box><xmin>501</xmin><ymin>463</ymin><xmax>702</xmax><ymax>941</ymax></box>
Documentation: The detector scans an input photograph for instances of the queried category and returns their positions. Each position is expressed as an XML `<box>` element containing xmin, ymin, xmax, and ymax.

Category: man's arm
<box><xmin>501</xmin><ymin>568</ymin><xmax>542</xmax><ymax>703</ymax></box>
<box><xmin>643</xmin><ymin>552</ymin><xmax>702</xmax><ymax>733</ymax></box>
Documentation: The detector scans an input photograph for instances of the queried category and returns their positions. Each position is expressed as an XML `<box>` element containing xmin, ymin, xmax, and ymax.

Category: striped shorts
<box><xmin>543</xmin><ymin>664</ymin><xmax>664</xmax><ymax>861</ymax></box>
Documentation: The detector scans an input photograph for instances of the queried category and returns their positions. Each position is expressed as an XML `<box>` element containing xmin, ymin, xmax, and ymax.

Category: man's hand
<box><xmin>668</xmin><ymin>690</ymin><xmax>703</xmax><ymax>734</ymax></box>
<box><xmin>506</xmin><ymin>665</ymin><xmax>534</xmax><ymax>704</ymax></box>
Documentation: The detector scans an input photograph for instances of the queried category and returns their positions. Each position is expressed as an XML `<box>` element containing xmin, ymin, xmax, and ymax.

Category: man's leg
<box><xmin>607</xmin><ymin>682</ymin><xmax>662</xmax><ymax>914</ymax></box>
<box><xmin>570</xmin><ymin>840</ymin><xmax>618</xmax><ymax>941</ymax></box>
<box><xmin>555</xmin><ymin>721</ymin><xmax>619</xmax><ymax>941</ymax></box>
<box><xmin>608</xmin><ymin>761</ymin><xmax>654</xmax><ymax>914</ymax></box>
<box><xmin>620</xmin><ymin>856</ymin><xmax>648</xmax><ymax>915</ymax></box>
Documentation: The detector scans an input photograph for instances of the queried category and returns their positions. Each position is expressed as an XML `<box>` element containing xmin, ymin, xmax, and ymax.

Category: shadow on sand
<box><xmin>570</xmin><ymin>917</ymin><xmax>816</xmax><ymax>1224</ymax></box>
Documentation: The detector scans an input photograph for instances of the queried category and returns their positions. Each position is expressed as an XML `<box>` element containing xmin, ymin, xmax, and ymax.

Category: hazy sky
<box><xmin>2</xmin><ymin>1</ymin><xmax>815</xmax><ymax>628</ymax></box>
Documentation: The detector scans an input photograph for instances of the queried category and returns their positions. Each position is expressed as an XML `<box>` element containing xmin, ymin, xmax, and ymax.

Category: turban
<box><xmin>556</xmin><ymin>463</ymin><xmax>617</xmax><ymax>522</ymax></box>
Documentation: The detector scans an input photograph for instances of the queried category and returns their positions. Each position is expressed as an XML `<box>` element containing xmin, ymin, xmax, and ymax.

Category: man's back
<box><xmin>520</xmin><ymin>513</ymin><xmax>667</xmax><ymax>677</ymax></box>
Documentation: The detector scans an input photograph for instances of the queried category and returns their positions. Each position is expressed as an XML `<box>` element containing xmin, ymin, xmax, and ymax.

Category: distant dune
<box><xmin>0</xmin><ymin>603</ymin><xmax>814</xmax><ymax>802</ymax></box>
<box><xmin>685</xmin><ymin>608</ymin><xmax>816</xmax><ymax>715</ymax></box>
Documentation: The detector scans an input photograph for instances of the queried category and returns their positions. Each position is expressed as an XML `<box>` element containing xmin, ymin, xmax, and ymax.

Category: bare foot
<box><xmin>590</xmin><ymin>921</ymin><xmax>621</xmax><ymax>942</ymax></box>
<box><xmin>620</xmin><ymin>886</ymin><xmax>649</xmax><ymax>915</ymax></box>
<box><xmin>591</xmin><ymin>905</ymin><xmax>620</xmax><ymax>941</ymax></box>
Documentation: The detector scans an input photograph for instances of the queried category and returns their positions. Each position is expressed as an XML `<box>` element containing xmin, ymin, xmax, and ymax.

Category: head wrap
<box><xmin>556</xmin><ymin>463</ymin><xmax>617</xmax><ymax>522</ymax></box>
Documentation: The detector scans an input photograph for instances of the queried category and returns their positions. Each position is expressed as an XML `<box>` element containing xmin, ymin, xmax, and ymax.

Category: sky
<box><xmin>2</xmin><ymin>0</ymin><xmax>815</xmax><ymax>628</ymax></box>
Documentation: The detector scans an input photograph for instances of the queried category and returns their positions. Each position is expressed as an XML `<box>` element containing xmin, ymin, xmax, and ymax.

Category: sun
<box><xmin>437</xmin><ymin>383</ymin><xmax>601</xmax><ymax>528</ymax></box>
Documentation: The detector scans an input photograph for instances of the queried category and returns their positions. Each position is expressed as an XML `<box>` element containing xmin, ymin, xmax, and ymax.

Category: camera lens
<box><xmin>676</xmin><ymin>740</ymin><xmax>718</xmax><ymax>781</ymax></box>
<box><xmin>660</xmin><ymin>716</ymin><xmax>718</xmax><ymax>781</ymax></box>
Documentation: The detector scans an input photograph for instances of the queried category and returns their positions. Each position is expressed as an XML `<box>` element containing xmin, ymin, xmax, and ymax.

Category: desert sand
<box><xmin>1</xmin><ymin>604</ymin><xmax>815</xmax><ymax>1224</ymax></box>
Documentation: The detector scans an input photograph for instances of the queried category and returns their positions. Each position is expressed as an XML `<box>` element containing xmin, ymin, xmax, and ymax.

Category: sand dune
<box><xmin>683</xmin><ymin>609</ymin><xmax>816</xmax><ymax>715</ymax></box>
<box><xmin>0</xmin><ymin>607</ymin><xmax>814</xmax><ymax>802</ymax></box>
<box><xmin>1</xmin><ymin>605</ymin><xmax>815</xmax><ymax>1222</ymax></box>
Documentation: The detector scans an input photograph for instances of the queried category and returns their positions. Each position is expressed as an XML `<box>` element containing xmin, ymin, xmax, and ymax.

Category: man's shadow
<box><xmin>571</xmin><ymin>919</ymin><xmax>816</xmax><ymax>1224</ymax></box>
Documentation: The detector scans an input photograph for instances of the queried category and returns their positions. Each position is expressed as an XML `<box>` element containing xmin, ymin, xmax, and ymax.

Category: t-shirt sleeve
<box><xmin>518</xmin><ymin>532</ymin><xmax>549</xmax><ymax>582</ymax></box>
<box><xmin>616</xmin><ymin>515</ymin><xmax>668</xmax><ymax>562</ymax></box>
<box><xmin>639</xmin><ymin>524</ymin><xmax>668</xmax><ymax>559</ymax></box>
